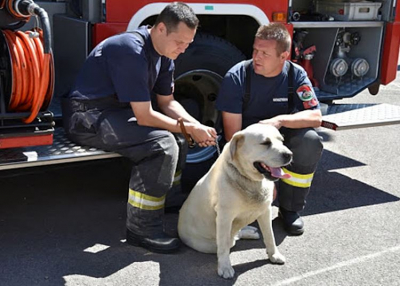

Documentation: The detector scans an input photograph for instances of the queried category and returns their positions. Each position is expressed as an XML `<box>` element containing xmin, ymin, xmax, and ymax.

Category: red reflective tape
<box><xmin>0</xmin><ymin>134</ymin><xmax>53</xmax><ymax>149</ymax></box>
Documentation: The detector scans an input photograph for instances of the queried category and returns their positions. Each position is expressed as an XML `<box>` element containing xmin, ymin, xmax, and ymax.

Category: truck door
<box><xmin>379</xmin><ymin>0</ymin><xmax>400</xmax><ymax>85</ymax></box>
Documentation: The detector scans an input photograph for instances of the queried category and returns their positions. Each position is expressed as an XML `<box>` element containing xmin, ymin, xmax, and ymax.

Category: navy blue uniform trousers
<box><xmin>62</xmin><ymin>96</ymin><xmax>187</xmax><ymax>236</ymax></box>
<box><xmin>278</xmin><ymin>127</ymin><xmax>323</xmax><ymax>212</ymax></box>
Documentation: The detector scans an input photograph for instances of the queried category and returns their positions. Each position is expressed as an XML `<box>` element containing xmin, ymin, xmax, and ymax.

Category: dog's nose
<box><xmin>283</xmin><ymin>152</ymin><xmax>293</xmax><ymax>161</ymax></box>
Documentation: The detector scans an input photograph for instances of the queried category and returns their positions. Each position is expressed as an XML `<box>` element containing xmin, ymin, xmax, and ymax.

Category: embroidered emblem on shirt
<box><xmin>296</xmin><ymin>85</ymin><xmax>314</xmax><ymax>101</ymax></box>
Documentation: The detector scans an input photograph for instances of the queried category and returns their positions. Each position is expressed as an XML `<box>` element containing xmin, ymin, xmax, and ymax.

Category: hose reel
<box><xmin>0</xmin><ymin>0</ymin><xmax>54</xmax><ymax>123</ymax></box>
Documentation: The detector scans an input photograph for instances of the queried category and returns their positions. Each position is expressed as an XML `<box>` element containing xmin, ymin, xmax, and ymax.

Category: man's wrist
<box><xmin>275</xmin><ymin>115</ymin><xmax>285</xmax><ymax>128</ymax></box>
<box><xmin>183</xmin><ymin>122</ymin><xmax>194</xmax><ymax>134</ymax></box>
<box><xmin>177</xmin><ymin>118</ymin><xmax>195</xmax><ymax>147</ymax></box>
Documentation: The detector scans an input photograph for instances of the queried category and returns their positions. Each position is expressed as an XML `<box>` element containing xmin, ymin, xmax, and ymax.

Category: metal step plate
<box><xmin>321</xmin><ymin>103</ymin><xmax>400</xmax><ymax>130</ymax></box>
<box><xmin>0</xmin><ymin>128</ymin><xmax>120</xmax><ymax>170</ymax></box>
<box><xmin>2</xmin><ymin>103</ymin><xmax>399</xmax><ymax>170</ymax></box>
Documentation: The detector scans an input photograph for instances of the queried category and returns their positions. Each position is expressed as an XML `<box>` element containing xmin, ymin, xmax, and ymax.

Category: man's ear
<box><xmin>229</xmin><ymin>133</ymin><xmax>244</xmax><ymax>160</ymax></box>
<box><xmin>281</xmin><ymin>51</ymin><xmax>290</xmax><ymax>61</ymax></box>
<box><xmin>156</xmin><ymin>22</ymin><xmax>166</xmax><ymax>35</ymax></box>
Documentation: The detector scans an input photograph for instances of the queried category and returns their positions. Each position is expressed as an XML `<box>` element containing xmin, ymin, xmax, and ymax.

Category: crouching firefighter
<box><xmin>62</xmin><ymin>2</ymin><xmax>217</xmax><ymax>253</ymax></box>
<box><xmin>216</xmin><ymin>23</ymin><xmax>323</xmax><ymax>235</ymax></box>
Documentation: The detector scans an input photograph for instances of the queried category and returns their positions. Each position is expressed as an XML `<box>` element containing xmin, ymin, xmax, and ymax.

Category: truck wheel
<box><xmin>174</xmin><ymin>33</ymin><xmax>246</xmax><ymax>164</ymax></box>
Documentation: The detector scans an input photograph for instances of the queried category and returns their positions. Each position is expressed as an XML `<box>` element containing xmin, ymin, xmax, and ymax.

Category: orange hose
<box><xmin>7</xmin><ymin>0</ymin><xmax>30</xmax><ymax>20</ymax></box>
<box><xmin>2</xmin><ymin>29</ymin><xmax>53</xmax><ymax>123</ymax></box>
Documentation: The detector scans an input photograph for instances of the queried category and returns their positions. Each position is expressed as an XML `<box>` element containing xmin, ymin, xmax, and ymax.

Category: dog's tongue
<box><xmin>270</xmin><ymin>167</ymin><xmax>291</xmax><ymax>179</ymax></box>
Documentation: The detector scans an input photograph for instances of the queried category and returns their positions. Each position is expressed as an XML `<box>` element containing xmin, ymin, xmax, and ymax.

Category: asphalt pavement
<box><xmin>1</xmin><ymin>74</ymin><xmax>400</xmax><ymax>286</ymax></box>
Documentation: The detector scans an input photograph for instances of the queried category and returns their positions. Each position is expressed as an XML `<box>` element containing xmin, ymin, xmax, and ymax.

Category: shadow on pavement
<box><xmin>1</xmin><ymin>147</ymin><xmax>399</xmax><ymax>285</ymax></box>
<box><xmin>303</xmin><ymin>149</ymin><xmax>399</xmax><ymax>216</ymax></box>
<box><xmin>0</xmin><ymin>159</ymin><xmax>239</xmax><ymax>286</ymax></box>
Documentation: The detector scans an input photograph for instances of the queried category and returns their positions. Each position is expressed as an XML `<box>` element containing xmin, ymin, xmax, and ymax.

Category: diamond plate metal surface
<box><xmin>321</xmin><ymin>103</ymin><xmax>400</xmax><ymax>130</ymax></box>
<box><xmin>0</xmin><ymin>128</ymin><xmax>120</xmax><ymax>170</ymax></box>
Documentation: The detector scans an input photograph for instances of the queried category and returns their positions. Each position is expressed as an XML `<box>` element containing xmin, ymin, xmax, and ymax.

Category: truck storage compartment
<box><xmin>315</xmin><ymin>1</ymin><xmax>382</xmax><ymax>21</ymax></box>
<box><xmin>292</xmin><ymin>22</ymin><xmax>383</xmax><ymax>101</ymax></box>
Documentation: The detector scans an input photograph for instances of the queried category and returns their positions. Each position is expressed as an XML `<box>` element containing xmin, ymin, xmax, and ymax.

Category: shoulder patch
<box><xmin>296</xmin><ymin>85</ymin><xmax>314</xmax><ymax>101</ymax></box>
<box><xmin>303</xmin><ymin>98</ymin><xmax>318</xmax><ymax>109</ymax></box>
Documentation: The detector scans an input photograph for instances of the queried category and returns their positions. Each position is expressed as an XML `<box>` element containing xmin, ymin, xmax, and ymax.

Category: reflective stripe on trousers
<box><xmin>173</xmin><ymin>169</ymin><xmax>182</xmax><ymax>186</ymax></box>
<box><xmin>62</xmin><ymin>97</ymin><xmax>188</xmax><ymax>236</ymax></box>
<box><xmin>128</xmin><ymin>189</ymin><xmax>166</xmax><ymax>211</ymax></box>
<box><xmin>278</xmin><ymin>127</ymin><xmax>323</xmax><ymax>212</ymax></box>
<box><xmin>281</xmin><ymin>168</ymin><xmax>314</xmax><ymax>188</ymax></box>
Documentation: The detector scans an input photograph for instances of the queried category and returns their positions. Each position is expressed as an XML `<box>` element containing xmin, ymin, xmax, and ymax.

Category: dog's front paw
<box><xmin>218</xmin><ymin>264</ymin><xmax>235</xmax><ymax>279</ymax></box>
<box><xmin>268</xmin><ymin>251</ymin><xmax>286</xmax><ymax>264</ymax></box>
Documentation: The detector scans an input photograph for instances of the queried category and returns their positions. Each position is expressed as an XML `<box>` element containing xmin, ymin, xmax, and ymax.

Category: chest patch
<box><xmin>273</xmin><ymin>98</ymin><xmax>288</xmax><ymax>102</ymax></box>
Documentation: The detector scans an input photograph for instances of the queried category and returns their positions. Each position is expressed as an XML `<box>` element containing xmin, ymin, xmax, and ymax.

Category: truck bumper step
<box><xmin>0</xmin><ymin>128</ymin><xmax>120</xmax><ymax>170</ymax></box>
<box><xmin>321</xmin><ymin>103</ymin><xmax>400</xmax><ymax>130</ymax></box>
<box><xmin>2</xmin><ymin>103</ymin><xmax>399</xmax><ymax>170</ymax></box>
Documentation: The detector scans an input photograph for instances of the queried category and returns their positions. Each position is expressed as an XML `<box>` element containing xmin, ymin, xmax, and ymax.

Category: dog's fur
<box><xmin>178</xmin><ymin>124</ymin><xmax>293</xmax><ymax>279</ymax></box>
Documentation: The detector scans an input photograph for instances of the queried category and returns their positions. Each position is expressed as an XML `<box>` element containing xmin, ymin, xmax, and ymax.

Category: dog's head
<box><xmin>228</xmin><ymin>124</ymin><xmax>293</xmax><ymax>182</ymax></box>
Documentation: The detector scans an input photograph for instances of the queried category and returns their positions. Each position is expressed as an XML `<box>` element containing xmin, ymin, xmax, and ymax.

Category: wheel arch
<box><xmin>126</xmin><ymin>3</ymin><xmax>268</xmax><ymax>58</ymax></box>
<box><xmin>125</xmin><ymin>3</ymin><xmax>268</xmax><ymax>164</ymax></box>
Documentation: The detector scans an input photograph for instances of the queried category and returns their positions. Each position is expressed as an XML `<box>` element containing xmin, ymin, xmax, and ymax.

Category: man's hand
<box><xmin>259</xmin><ymin>110</ymin><xmax>322</xmax><ymax>129</ymax></box>
<box><xmin>186</xmin><ymin>124</ymin><xmax>217</xmax><ymax>148</ymax></box>
<box><xmin>259</xmin><ymin>116</ymin><xmax>283</xmax><ymax>129</ymax></box>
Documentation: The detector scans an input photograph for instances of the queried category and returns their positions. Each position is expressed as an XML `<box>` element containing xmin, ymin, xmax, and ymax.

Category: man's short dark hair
<box><xmin>255</xmin><ymin>23</ymin><xmax>291</xmax><ymax>56</ymax></box>
<box><xmin>154</xmin><ymin>2</ymin><xmax>199</xmax><ymax>34</ymax></box>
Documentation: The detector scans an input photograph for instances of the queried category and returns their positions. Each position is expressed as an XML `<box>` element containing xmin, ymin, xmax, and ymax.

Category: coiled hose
<box><xmin>1</xmin><ymin>0</ymin><xmax>54</xmax><ymax>123</ymax></box>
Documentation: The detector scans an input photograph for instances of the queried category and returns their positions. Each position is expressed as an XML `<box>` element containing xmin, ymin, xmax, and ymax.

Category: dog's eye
<box><xmin>261</xmin><ymin>139</ymin><xmax>271</xmax><ymax>146</ymax></box>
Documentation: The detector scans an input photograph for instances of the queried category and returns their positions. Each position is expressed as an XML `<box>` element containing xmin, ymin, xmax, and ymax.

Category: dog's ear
<box><xmin>229</xmin><ymin>133</ymin><xmax>245</xmax><ymax>160</ymax></box>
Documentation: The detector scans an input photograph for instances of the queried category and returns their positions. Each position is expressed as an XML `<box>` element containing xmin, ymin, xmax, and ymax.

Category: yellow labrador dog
<box><xmin>178</xmin><ymin>123</ymin><xmax>293</xmax><ymax>279</ymax></box>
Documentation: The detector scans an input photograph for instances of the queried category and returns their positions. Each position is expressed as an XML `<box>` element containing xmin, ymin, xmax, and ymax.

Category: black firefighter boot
<box><xmin>126</xmin><ymin>206</ymin><xmax>180</xmax><ymax>254</ymax></box>
<box><xmin>278</xmin><ymin>179</ymin><xmax>308</xmax><ymax>236</ymax></box>
<box><xmin>278</xmin><ymin>184</ymin><xmax>306</xmax><ymax>236</ymax></box>
<box><xmin>278</xmin><ymin>207</ymin><xmax>304</xmax><ymax>235</ymax></box>
<box><xmin>126</xmin><ymin>229</ymin><xmax>180</xmax><ymax>254</ymax></box>
<box><xmin>277</xmin><ymin>128</ymin><xmax>322</xmax><ymax>235</ymax></box>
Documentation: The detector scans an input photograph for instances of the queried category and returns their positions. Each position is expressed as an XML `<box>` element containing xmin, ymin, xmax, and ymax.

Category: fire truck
<box><xmin>1</xmin><ymin>0</ymin><xmax>400</xmax><ymax>171</ymax></box>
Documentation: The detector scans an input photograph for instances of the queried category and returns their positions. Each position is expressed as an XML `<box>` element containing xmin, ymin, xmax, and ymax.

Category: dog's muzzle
<box><xmin>253</xmin><ymin>162</ymin><xmax>291</xmax><ymax>181</ymax></box>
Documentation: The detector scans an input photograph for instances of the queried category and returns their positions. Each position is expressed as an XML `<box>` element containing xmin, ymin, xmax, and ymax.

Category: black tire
<box><xmin>173</xmin><ymin>33</ymin><xmax>245</xmax><ymax>190</ymax></box>
<box><xmin>175</xmin><ymin>32</ymin><xmax>246</xmax><ymax>78</ymax></box>
<box><xmin>173</xmin><ymin>33</ymin><xmax>245</xmax><ymax>164</ymax></box>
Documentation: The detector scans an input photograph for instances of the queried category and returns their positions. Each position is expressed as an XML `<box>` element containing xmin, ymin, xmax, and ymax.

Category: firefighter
<box><xmin>62</xmin><ymin>2</ymin><xmax>217</xmax><ymax>253</ymax></box>
<box><xmin>216</xmin><ymin>23</ymin><xmax>323</xmax><ymax>235</ymax></box>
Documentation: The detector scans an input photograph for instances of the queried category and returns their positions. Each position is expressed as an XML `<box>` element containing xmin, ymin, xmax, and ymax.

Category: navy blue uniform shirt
<box><xmin>69</xmin><ymin>25</ymin><xmax>174</xmax><ymax>102</ymax></box>
<box><xmin>216</xmin><ymin>60</ymin><xmax>320</xmax><ymax>129</ymax></box>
